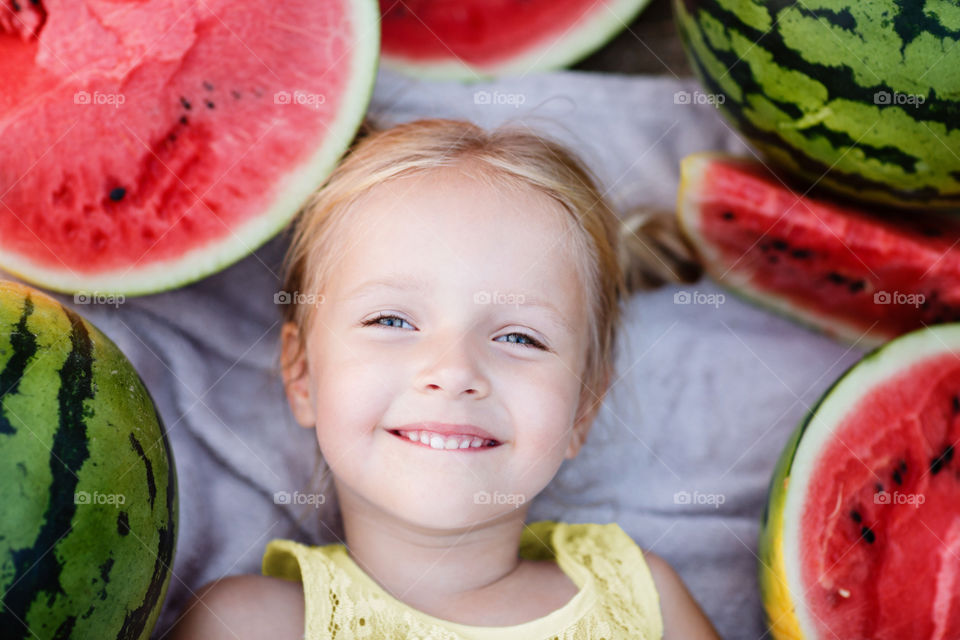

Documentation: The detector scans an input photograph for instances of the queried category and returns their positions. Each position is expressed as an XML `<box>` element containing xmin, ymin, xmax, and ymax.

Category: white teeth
<box><xmin>396</xmin><ymin>429</ymin><xmax>495</xmax><ymax>449</ymax></box>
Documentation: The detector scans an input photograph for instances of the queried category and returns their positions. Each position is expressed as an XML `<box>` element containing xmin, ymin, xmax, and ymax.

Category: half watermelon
<box><xmin>677</xmin><ymin>152</ymin><xmax>960</xmax><ymax>348</ymax></box>
<box><xmin>759</xmin><ymin>323</ymin><xmax>960</xmax><ymax>638</ymax></box>
<box><xmin>379</xmin><ymin>0</ymin><xmax>654</xmax><ymax>79</ymax></box>
<box><xmin>0</xmin><ymin>0</ymin><xmax>379</xmax><ymax>296</ymax></box>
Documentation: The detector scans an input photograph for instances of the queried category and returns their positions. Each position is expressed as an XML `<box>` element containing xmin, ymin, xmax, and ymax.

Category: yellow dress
<box><xmin>262</xmin><ymin>520</ymin><xmax>664</xmax><ymax>639</ymax></box>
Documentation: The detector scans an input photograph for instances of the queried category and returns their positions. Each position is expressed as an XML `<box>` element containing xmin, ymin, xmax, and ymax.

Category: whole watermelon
<box><xmin>0</xmin><ymin>280</ymin><xmax>177</xmax><ymax>639</ymax></box>
<box><xmin>673</xmin><ymin>0</ymin><xmax>960</xmax><ymax>210</ymax></box>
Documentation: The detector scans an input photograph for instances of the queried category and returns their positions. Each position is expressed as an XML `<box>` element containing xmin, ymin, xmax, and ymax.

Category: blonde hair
<box><xmin>275</xmin><ymin>117</ymin><xmax>699</xmax><ymax>533</ymax></box>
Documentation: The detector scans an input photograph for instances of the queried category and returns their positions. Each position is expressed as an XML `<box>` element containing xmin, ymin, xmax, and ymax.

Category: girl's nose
<box><xmin>414</xmin><ymin>330</ymin><xmax>490</xmax><ymax>398</ymax></box>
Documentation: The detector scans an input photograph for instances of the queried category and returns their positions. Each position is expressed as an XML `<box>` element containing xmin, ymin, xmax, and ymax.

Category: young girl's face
<box><xmin>283</xmin><ymin>163</ymin><xmax>599</xmax><ymax>530</ymax></box>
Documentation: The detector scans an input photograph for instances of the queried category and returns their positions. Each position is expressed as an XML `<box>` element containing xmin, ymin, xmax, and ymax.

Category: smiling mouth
<box><xmin>388</xmin><ymin>429</ymin><xmax>501</xmax><ymax>450</ymax></box>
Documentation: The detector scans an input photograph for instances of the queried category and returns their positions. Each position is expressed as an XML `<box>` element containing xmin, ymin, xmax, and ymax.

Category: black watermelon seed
<box><xmin>108</xmin><ymin>187</ymin><xmax>126</xmax><ymax>202</ymax></box>
<box><xmin>791</xmin><ymin>248</ymin><xmax>812</xmax><ymax>259</ymax></box>
<box><xmin>203</xmin><ymin>81</ymin><xmax>214</xmax><ymax>91</ymax></box>
<box><xmin>772</xmin><ymin>239</ymin><xmax>788</xmax><ymax>251</ymax></box>
<box><xmin>205</xmin><ymin>100</ymin><xmax>215</xmax><ymax>109</ymax></box>
<box><xmin>850</xmin><ymin>510</ymin><xmax>862</xmax><ymax>523</ymax></box>
<box><xmin>900</xmin><ymin>459</ymin><xmax>908</xmax><ymax>471</ymax></box>
<box><xmin>180</xmin><ymin>115</ymin><xmax>188</xmax><ymax>125</ymax></box>
<box><xmin>12</xmin><ymin>1</ymin><xmax>20</xmax><ymax>11</ymax></box>
<box><xmin>721</xmin><ymin>211</ymin><xmax>735</xmax><ymax>220</ymax></box>
<box><xmin>875</xmin><ymin>483</ymin><xmax>884</xmax><ymax>493</ymax></box>
<box><xmin>180</xmin><ymin>97</ymin><xmax>191</xmax><ymax>110</ymax></box>
<box><xmin>848</xmin><ymin>280</ymin><xmax>866</xmax><ymax>294</ymax></box>
<box><xmin>952</xmin><ymin>395</ymin><xmax>959</xmax><ymax>414</ymax></box>
<box><xmin>827</xmin><ymin>272</ymin><xmax>847</xmax><ymax>284</ymax></box>
<box><xmin>930</xmin><ymin>445</ymin><xmax>953</xmax><ymax>475</ymax></box>
<box><xmin>892</xmin><ymin>468</ymin><xmax>903</xmax><ymax>485</ymax></box>
<box><xmin>861</xmin><ymin>526</ymin><xmax>876</xmax><ymax>544</ymax></box>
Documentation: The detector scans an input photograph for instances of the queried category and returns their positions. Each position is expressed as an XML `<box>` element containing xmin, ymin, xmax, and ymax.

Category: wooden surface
<box><xmin>572</xmin><ymin>0</ymin><xmax>693</xmax><ymax>77</ymax></box>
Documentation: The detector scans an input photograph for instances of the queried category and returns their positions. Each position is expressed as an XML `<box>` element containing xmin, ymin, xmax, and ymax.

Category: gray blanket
<box><xmin>4</xmin><ymin>68</ymin><xmax>869</xmax><ymax>639</ymax></box>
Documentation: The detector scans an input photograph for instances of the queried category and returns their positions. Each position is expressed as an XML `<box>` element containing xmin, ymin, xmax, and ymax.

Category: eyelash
<box><xmin>361</xmin><ymin>313</ymin><xmax>548</xmax><ymax>350</ymax></box>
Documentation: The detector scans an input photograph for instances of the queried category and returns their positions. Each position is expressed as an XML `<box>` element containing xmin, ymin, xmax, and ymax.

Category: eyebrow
<box><xmin>345</xmin><ymin>276</ymin><xmax>578</xmax><ymax>337</ymax></box>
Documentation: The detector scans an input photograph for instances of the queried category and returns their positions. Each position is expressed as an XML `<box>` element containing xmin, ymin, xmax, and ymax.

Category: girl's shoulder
<box><xmin>166</xmin><ymin>573</ymin><xmax>305</xmax><ymax>640</ymax></box>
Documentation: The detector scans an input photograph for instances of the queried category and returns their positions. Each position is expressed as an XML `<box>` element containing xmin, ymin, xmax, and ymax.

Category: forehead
<box><xmin>324</xmin><ymin>165</ymin><xmax>591</xmax><ymax>327</ymax></box>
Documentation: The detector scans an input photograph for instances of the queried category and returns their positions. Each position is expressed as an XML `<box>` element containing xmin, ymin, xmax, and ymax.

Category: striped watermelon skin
<box><xmin>0</xmin><ymin>280</ymin><xmax>177</xmax><ymax>639</ymax></box>
<box><xmin>674</xmin><ymin>0</ymin><xmax>960</xmax><ymax>210</ymax></box>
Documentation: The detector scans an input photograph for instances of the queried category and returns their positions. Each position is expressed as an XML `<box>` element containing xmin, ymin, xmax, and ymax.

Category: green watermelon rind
<box><xmin>0</xmin><ymin>0</ymin><xmax>381</xmax><ymax>297</ymax></box>
<box><xmin>672</xmin><ymin>0</ymin><xmax>960</xmax><ymax>210</ymax></box>
<box><xmin>676</xmin><ymin>151</ymin><xmax>893</xmax><ymax>350</ymax></box>
<box><xmin>771</xmin><ymin>323</ymin><xmax>960</xmax><ymax>637</ymax></box>
<box><xmin>380</xmin><ymin>0</ymin><xmax>655</xmax><ymax>81</ymax></box>
<box><xmin>0</xmin><ymin>280</ymin><xmax>178</xmax><ymax>639</ymax></box>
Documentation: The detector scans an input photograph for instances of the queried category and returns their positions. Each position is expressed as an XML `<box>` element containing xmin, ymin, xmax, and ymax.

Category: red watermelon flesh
<box><xmin>379</xmin><ymin>0</ymin><xmax>654</xmax><ymax>79</ymax></box>
<box><xmin>798</xmin><ymin>351</ymin><xmax>960</xmax><ymax>637</ymax></box>
<box><xmin>0</xmin><ymin>0</ymin><xmax>378</xmax><ymax>295</ymax></box>
<box><xmin>677</xmin><ymin>153</ymin><xmax>960</xmax><ymax>348</ymax></box>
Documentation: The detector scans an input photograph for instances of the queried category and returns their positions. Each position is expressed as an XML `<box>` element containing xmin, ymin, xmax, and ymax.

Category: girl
<box><xmin>169</xmin><ymin>118</ymin><xmax>719</xmax><ymax>639</ymax></box>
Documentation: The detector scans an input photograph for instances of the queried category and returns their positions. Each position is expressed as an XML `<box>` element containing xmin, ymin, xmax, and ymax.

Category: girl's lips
<box><xmin>388</xmin><ymin>428</ymin><xmax>501</xmax><ymax>450</ymax></box>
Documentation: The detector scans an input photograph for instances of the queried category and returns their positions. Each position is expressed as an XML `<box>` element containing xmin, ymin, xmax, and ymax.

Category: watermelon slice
<box><xmin>379</xmin><ymin>0</ymin><xmax>654</xmax><ymax>80</ymax></box>
<box><xmin>0</xmin><ymin>0</ymin><xmax>379</xmax><ymax>296</ymax></box>
<box><xmin>677</xmin><ymin>152</ymin><xmax>960</xmax><ymax>348</ymax></box>
<box><xmin>759</xmin><ymin>323</ymin><xmax>960</xmax><ymax>638</ymax></box>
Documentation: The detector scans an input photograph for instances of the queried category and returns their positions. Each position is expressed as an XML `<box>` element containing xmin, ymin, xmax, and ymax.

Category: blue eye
<box><xmin>362</xmin><ymin>314</ymin><xmax>548</xmax><ymax>350</ymax></box>
<box><xmin>362</xmin><ymin>313</ymin><xmax>413</xmax><ymax>330</ymax></box>
<box><xmin>496</xmin><ymin>332</ymin><xmax>547</xmax><ymax>350</ymax></box>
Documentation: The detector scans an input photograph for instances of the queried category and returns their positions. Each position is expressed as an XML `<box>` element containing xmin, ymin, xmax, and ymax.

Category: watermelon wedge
<box><xmin>379</xmin><ymin>0</ymin><xmax>654</xmax><ymax>80</ymax></box>
<box><xmin>677</xmin><ymin>152</ymin><xmax>960</xmax><ymax>348</ymax></box>
<box><xmin>759</xmin><ymin>323</ymin><xmax>960</xmax><ymax>638</ymax></box>
<box><xmin>0</xmin><ymin>0</ymin><xmax>379</xmax><ymax>296</ymax></box>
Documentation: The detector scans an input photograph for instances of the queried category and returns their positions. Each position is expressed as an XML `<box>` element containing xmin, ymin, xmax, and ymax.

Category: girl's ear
<box><xmin>281</xmin><ymin>321</ymin><xmax>316</xmax><ymax>429</ymax></box>
<box><xmin>565</xmin><ymin>366</ymin><xmax>612</xmax><ymax>460</ymax></box>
